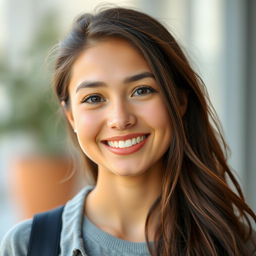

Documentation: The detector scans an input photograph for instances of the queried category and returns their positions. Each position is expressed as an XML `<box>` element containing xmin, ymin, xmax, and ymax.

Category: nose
<box><xmin>107</xmin><ymin>101</ymin><xmax>136</xmax><ymax>130</ymax></box>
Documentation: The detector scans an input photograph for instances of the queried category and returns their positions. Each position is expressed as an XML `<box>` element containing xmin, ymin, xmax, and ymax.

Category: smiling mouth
<box><xmin>101</xmin><ymin>134</ymin><xmax>150</xmax><ymax>154</ymax></box>
<box><xmin>105</xmin><ymin>135</ymin><xmax>148</xmax><ymax>148</ymax></box>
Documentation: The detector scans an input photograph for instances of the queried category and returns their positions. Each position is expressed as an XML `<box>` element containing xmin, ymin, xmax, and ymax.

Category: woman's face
<box><xmin>66</xmin><ymin>38</ymin><xmax>172</xmax><ymax>177</ymax></box>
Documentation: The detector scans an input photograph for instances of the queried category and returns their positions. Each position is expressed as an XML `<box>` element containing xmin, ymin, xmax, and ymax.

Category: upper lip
<box><xmin>102</xmin><ymin>133</ymin><xmax>150</xmax><ymax>142</ymax></box>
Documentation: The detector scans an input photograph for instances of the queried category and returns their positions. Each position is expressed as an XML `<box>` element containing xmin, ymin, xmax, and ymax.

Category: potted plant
<box><xmin>0</xmin><ymin>13</ymin><xmax>83</xmax><ymax>219</ymax></box>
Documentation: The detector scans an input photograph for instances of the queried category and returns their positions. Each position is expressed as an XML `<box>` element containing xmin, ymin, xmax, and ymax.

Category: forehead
<box><xmin>69</xmin><ymin>38</ymin><xmax>152</xmax><ymax>87</ymax></box>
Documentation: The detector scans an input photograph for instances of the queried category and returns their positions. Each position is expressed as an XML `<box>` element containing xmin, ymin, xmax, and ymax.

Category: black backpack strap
<box><xmin>27</xmin><ymin>205</ymin><xmax>65</xmax><ymax>256</ymax></box>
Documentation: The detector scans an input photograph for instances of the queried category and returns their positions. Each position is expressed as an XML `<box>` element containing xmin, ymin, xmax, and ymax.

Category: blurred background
<box><xmin>0</xmin><ymin>0</ymin><xmax>255</xmax><ymax>239</ymax></box>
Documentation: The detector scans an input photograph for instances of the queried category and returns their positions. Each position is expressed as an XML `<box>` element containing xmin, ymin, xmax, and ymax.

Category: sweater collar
<box><xmin>60</xmin><ymin>185</ymin><xmax>94</xmax><ymax>256</ymax></box>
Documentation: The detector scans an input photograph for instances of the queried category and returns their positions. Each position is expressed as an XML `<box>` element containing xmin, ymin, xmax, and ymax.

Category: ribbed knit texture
<box><xmin>83</xmin><ymin>216</ymin><xmax>151</xmax><ymax>256</ymax></box>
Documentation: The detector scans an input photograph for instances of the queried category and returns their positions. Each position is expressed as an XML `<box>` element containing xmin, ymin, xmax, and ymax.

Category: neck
<box><xmin>84</xmin><ymin>164</ymin><xmax>163</xmax><ymax>242</ymax></box>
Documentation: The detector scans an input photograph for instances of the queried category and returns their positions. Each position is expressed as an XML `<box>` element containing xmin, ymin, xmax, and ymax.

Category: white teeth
<box><xmin>108</xmin><ymin>141</ymin><xmax>113</xmax><ymax>147</ymax></box>
<box><xmin>125</xmin><ymin>140</ymin><xmax>132</xmax><ymax>147</ymax></box>
<box><xmin>106</xmin><ymin>135</ymin><xmax>147</xmax><ymax>148</ymax></box>
<box><xmin>119</xmin><ymin>141</ymin><xmax>125</xmax><ymax>148</ymax></box>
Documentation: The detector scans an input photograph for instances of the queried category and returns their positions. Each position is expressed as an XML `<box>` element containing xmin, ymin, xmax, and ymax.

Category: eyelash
<box><xmin>81</xmin><ymin>94</ymin><xmax>105</xmax><ymax>104</ymax></box>
<box><xmin>81</xmin><ymin>86</ymin><xmax>157</xmax><ymax>104</ymax></box>
<box><xmin>131</xmin><ymin>86</ymin><xmax>157</xmax><ymax>96</ymax></box>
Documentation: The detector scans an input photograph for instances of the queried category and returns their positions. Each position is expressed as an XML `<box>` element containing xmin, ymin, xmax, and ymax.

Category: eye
<box><xmin>81</xmin><ymin>94</ymin><xmax>105</xmax><ymax>104</ymax></box>
<box><xmin>132</xmin><ymin>86</ymin><xmax>157</xmax><ymax>96</ymax></box>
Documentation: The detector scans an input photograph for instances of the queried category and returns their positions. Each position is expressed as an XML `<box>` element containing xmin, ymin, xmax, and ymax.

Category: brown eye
<box><xmin>132</xmin><ymin>86</ymin><xmax>157</xmax><ymax>96</ymax></box>
<box><xmin>82</xmin><ymin>95</ymin><xmax>105</xmax><ymax>104</ymax></box>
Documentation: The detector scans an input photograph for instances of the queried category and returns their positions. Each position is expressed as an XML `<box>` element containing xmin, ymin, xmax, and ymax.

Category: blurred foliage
<box><xmin>0</xmin><ymin>12</ymin><xmax>67</xmax><ymax>154</ymax></box>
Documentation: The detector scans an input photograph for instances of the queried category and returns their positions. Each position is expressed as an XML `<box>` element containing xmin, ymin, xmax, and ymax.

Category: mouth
<box><xmin>101</xmin><ymin>133</ymin><xmax>150</xmax><ymax>155</ymax></box>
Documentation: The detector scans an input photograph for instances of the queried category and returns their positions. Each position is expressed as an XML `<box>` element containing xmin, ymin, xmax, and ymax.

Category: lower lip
<box><xmin>102</xmin><ymin>136</ymin><xmax>149</xmax><ymax>155</ymax></box>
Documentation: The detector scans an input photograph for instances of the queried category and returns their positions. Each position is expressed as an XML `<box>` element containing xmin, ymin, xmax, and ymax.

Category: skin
<box><xmin>64</xmin><ymin>38</ymin><xmax>174</xmax><ymax>242</ymax></box>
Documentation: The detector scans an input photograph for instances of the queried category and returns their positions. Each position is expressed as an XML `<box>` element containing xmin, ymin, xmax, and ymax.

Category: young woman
<box><xmin>1</xmin><ymin>7</ymin><xmax>255</xmax><ymax>256</ymax></box>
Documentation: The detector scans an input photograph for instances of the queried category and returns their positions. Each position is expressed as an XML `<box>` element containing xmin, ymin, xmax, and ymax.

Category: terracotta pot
<box><xmin>10</xmin><ymin>155</ymin><xmax>82</xmax><ymax>219</ymax></box>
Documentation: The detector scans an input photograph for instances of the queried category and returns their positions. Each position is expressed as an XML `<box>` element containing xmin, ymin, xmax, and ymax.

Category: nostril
<box><xmin>107</xmin><ymin>120</ymin><xmax>133</xmax><ymax>130</ymax></box>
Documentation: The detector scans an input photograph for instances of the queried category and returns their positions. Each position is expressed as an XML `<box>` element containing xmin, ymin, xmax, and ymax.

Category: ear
<box><xmin>61</xmin><ymin>101</ymin><xmax>75</xmax><ymax>130</ymax></box>
<box><xmin>178</xmin><ymin>91</ymin><xmax>188</xmax><ymax>117</ymax></box>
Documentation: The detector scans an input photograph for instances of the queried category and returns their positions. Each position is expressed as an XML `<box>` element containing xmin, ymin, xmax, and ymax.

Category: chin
<box><xmin>111</xmin><ymin>168</ymin><xmax>148</xmax><ymax>177</ymax></box>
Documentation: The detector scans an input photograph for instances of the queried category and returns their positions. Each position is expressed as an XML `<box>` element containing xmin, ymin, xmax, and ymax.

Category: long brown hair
<box><xmin>52</xmin><ymin>7</ymin><xmax>256</xmax><ymax>255</ymax></box>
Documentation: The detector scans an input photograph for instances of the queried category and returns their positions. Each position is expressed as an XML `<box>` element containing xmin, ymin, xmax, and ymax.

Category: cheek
<box><xmin>141</xmin><ymin>99</ymin><xmax>173</xmax><ymax>153</ymax></box>
<box><xmin>139</xmin><ymin>98</ymin><xmax>171</xmax><ymax>130</ymax></box>
<box><xmin>73</xmin><ymin>110</ymin><xmax>102</xmax><ymax>149</ymax></box>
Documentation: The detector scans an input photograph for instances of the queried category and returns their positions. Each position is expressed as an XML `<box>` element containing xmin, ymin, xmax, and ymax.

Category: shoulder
<box><xmin>0</xmin><ymin>219</ymin><xmax>32</xmax><ymax>256</ymax></box>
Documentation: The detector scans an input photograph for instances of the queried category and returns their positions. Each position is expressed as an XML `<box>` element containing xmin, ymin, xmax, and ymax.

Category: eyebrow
<box><xmin>75</xmin><ymin>71</ymin><xmax>155</xmax><ymax>93</ymax></box>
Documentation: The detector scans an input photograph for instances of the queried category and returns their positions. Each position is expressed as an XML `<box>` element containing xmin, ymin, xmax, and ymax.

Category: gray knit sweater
<box><xmin>0</xmin><ymin>186</ymin><xmax>151</xmax><ymax>256</ymax></box>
